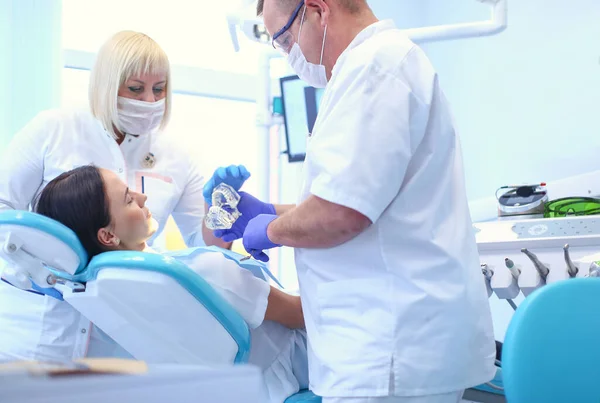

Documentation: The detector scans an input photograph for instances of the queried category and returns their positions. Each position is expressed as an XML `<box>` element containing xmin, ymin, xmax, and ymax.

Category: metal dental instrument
<box><xmin>563</xmin><ymin>244</ymin><xmax>578</xmax><ymax>278</ymax></box>
<box><xmin>481</xmin><ymin>264</ymin><xmax>493</xmax><ymax>280</ymax></box>
<box><xmin>588</xmin><ymin>262</ymin><xmax>600</xmax><ymax>278</ymax></box>
<box><xmin>521</xmin><ymin>248</ymin><xmax>550</xmax><ymax>279</ymax></box>
<box><xmin>504</xmin><ymin>258</ymin><xmax>521</xmax><ymax>279</ymax></box>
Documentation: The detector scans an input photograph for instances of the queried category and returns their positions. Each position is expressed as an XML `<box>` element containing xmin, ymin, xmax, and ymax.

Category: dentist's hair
<box><xmin>36</xmin><ymin>166</ymin><xmax>111</xmax><ymax>262</ymax></box>
<box><xmin>88</xmin><ymin>30</ymin><xmax>172</xmax><ymax>140</ymax></box>
<box><xmin>257</xmin><ymin>0</ymin><xmax>364</xmax><ymax>16</ymax></box>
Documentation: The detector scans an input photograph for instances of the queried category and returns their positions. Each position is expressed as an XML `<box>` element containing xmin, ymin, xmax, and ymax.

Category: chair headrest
<box><xmin>0</xmin><ymin>211</ymin><xmax>88</xmax><ymax>275</ymax></box>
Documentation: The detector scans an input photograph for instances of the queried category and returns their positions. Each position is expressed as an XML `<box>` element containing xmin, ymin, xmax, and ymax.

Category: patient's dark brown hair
<box><xmin>36</xmin><ymin>165</ymin><xmax>111</xmax><ymax>262</ymax></box>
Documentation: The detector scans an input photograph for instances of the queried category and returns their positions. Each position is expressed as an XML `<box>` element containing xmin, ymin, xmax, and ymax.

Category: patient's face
<box><xmin>100</xmin><ymin>169</ymin><xmax>157</xmax><ymax>250</ymax></box>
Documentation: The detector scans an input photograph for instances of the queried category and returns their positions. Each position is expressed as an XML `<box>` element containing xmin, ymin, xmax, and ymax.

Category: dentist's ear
<box><xmin>306</xmin><ymin>0</ymin><xmax>330</xmax><ymax>25</ymax></box>
<box><xmin>97</xmin><ymin>227</ymin><xmax>120</xmax><ymax>248</ymax></box>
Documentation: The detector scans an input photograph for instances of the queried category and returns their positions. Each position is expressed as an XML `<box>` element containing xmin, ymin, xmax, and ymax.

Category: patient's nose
<box><xmin>135</xmin><ymin>192</ymin><xmax>148</xmax><ymax>206</ymax></box>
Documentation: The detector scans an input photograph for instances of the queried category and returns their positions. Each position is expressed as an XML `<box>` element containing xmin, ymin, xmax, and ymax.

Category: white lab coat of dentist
<box><xmin>293</xmin><ymin>21</ymin><xmax>496</xmax><ymax>399</ymax></box>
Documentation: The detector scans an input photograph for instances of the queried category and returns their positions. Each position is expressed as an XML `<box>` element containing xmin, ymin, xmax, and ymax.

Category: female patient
<box><xmin>36</xmin><ymin>165</ymin><xmax>309</xmax><ymax>403</ymax></box>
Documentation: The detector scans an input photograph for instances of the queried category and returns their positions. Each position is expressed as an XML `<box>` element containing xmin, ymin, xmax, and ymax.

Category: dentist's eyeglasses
<box><xmin>271</xmin><ymin>1</ymin><xmax>305</xmax><ymax>55</ymax></box>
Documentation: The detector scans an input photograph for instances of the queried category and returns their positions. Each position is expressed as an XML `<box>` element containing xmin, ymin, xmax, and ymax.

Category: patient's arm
<box><xmin>185</xmin><ymin>251</ymin><xmax>304</xmax><ymax>330</ymax></box>
<box><xmin>265</xmin><ymin>287</ymin><xmax>304</xmax><ymax>329</ymax></box>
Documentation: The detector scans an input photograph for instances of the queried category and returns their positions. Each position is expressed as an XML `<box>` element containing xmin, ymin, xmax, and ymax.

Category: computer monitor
<box><xmin>279</xmin><ymin>75</ymin><xmax>325</xmax><ymax>163</ymax></box>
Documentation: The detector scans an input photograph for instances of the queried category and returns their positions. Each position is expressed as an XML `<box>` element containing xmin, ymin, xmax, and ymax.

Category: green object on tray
<box><xmin>544</xmin><ymin>197</ymin><xmax>600</xmax><ymax>218</ymax></box>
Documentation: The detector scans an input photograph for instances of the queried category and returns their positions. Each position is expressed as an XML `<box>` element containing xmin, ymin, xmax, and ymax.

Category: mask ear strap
<box><xmin>298</xmin><ymin>6</ymin><xmax>307</xmax><ymax>45</ymax></box>
<box><xmin>320</xmin><ymin>25</ymin><xmax>327</xmax><ymax>65</ymax></box>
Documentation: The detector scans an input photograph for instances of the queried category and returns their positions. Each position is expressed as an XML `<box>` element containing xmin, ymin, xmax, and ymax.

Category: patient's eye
<box><xmin>128</xmin><ymin>86</ymin><xmax>143</xmax><ymax>93</ymax></box>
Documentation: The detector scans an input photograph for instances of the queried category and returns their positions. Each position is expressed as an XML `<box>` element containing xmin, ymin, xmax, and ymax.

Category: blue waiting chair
<box><xmin>503</xmin><ymin>278</ymin><xmax>600</xmax><ymax>403</ymax></box>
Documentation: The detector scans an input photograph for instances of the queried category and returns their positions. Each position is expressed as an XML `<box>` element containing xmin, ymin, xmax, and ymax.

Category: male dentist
<box><xmin>205</xmin><ymin>1</ymin><xmax>496</xmax><ymax>402</ymax></box>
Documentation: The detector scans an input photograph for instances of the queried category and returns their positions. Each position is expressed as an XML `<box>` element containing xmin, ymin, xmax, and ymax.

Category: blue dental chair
<box><xmin>502</xmin><ymin>278</ymin><xmax>600</xmax><ymax>403</ymax></box>
<box><xmin>0</xmin><ymin>210</ymin><xmax>320</xmax><ymax>403</ymax></box>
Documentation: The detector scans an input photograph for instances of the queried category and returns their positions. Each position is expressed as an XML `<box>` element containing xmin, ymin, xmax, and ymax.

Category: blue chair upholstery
<box><xmin>470</xmin><ymin>366</ymin><xmax>504</xmax><ymax>396</ymax></box>
<box><xmin>503</xmin><ymin>278</ymin><xmax>600</xmax><ymax>403</ymax></box>
<box><xmin>284</xmin><ymin>389</ymin><xmax>322</xmax><ymax>403</ymax></box>
<box><xmin>87</xmin><ymin>250</ymin><xmax>252</xmax><ymax>364</ymax></box>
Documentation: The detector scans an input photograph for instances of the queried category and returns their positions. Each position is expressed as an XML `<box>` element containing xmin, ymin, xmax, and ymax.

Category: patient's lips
<box><xmin>148</xmin><ymin>217</ymin><xmax>159</xmax><ymax>234</ymax></box>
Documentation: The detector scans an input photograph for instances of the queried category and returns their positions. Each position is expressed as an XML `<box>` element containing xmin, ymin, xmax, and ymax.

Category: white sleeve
<box><xmin>187</xmin><ymin>252</ymin><xmax>270</xmax><ymax>329</ymax></box>
<box><xmin>308</xmin><ymin>50</ymin><xmax>430</xmax><ymax>223</ymax></box>
<box><xmin>171</xmin><ymin>157</ymin><xmax>207</xmax><ymax>247</ymax></box>
<box><xmin>0</xmin><ymin>111</ymin><xmax>54</xmax><ymax>211</ymax></box>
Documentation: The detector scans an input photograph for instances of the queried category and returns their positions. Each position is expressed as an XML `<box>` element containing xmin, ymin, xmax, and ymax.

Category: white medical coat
<box><xmin>295</xmin><ymin>20</ymin><xmax>496</xmax><ymax>397</ymax></box>
<box><xmin>0</xmin><ymin>108</ymin><xmax>208</xmax><ymax>362</ymax></box>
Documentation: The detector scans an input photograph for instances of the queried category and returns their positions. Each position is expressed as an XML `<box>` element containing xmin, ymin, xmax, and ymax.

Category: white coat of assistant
<box><xmin>295</xmin><ymin>20</ymin><xmax>496</xmax><ymax>398</ymax></box>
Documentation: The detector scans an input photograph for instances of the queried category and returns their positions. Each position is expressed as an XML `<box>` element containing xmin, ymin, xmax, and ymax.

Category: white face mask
<box><xmin>117</xmin><ymin>97</ymin><xmax>165</xmax><ymax>135</ymax></box>
<box><xmin>287</xmin><ymin>7</ymin><xmax>328</xmax><ymax>89</ymax></box>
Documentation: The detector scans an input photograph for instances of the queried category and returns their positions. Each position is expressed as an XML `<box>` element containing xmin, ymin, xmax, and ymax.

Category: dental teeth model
<box><xmin>204</xmin><ymin>183</ymin><xmax>242</xmax><ymax>230</ymax></box>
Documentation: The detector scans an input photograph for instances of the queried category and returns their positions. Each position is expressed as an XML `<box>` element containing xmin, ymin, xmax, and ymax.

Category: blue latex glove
<box><xmin>203</xmin><ymin>165</ymin><xmax>251</xmax><ymax>205</ymax></box>
<box><xmin>214</xmin><ymin>192</ymin><xmax>276</xmax><ymax>242</ymax></box>
<box><xmin>242</xmin><ymin>214</ymin><xmax>280</xmax><ymax>262</ymax></box>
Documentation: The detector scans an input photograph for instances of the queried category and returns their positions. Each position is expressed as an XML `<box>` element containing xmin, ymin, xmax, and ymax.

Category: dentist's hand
<box><xmin>203</xmin><ymin>165</ymin><xmax>251</xmax><ymax>205</ymax></box>
<box><xmin>214</xmin><ymin>192</ymin><xmax>276</xmax><ymax>242</ymax></box>
<box><xmin>242</xmin><ymin>214</ymin><xmax>280</xmax><ymax>262</ymax></box>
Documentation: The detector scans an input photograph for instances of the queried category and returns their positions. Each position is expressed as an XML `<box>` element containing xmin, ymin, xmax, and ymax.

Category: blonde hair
<box><xmin>89</xmin><ymin>31</ymin><xmax>172</xmax><ymax>139</ymax></box>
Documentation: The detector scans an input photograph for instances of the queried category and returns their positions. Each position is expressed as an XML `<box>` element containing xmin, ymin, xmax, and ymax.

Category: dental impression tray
<box><xmin>205</xmin><ymin>184</ymin><xmax>242</xmax><ymax>230</ymax></box>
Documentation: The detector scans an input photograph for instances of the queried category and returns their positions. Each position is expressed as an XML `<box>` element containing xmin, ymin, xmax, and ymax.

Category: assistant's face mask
<box><xmin>287</xmin><ymin>6</ymin><xmax>328</xmax><ymax>89</ymax></box>
<box><xmin>117</xmin><ymin>97</ymin><xmax>165</xmax><ymax>135</ymax></box>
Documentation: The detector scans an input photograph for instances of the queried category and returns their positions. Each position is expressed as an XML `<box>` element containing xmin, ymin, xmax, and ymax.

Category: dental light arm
<box><xmin>401</xmin><ymin>0</ymin><xmax>507</xmax><ymax>44</ymax></box>
<box><xmin>226</xmin><ymin>1</ymin><xmax>270</xmax><ymax>53</ymax></box>
<box><xmin>227</xmin><ymin>0</ymin><xmax>508</xmax><ymax>52</ymax></box>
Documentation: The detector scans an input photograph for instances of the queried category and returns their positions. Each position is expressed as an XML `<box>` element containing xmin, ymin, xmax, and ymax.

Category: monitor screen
<box><xmin>280</xmin><ymin>75</ymin><xmax>325</xmax><ymax>162</ymax></box>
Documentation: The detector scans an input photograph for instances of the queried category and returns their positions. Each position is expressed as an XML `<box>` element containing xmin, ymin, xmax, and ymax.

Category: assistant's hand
<box><xmin>214</xmin><ymin>192</ymin><xmax>276</xmax><ymax>242</ymax></box>
<box><xmin>202</xmin><ymin>165</ymin><xmax>251</xmax><ymax>205</ymax></box>
<box><xmin>242</xmin><ymin>214</ymin><xmax>280</xmax><ymax>262</ymax></box>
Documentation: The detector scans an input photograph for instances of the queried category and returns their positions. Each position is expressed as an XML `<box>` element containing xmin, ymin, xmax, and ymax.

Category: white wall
<box><xmin>420</xmin><ymin>0</ymin><xmax>600</xmax><ymax>203</ymax></box>
<box><xmin>0</xmin><ymin>0</ymin><xmax>11</xmax><ymax>147</ymax></box>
